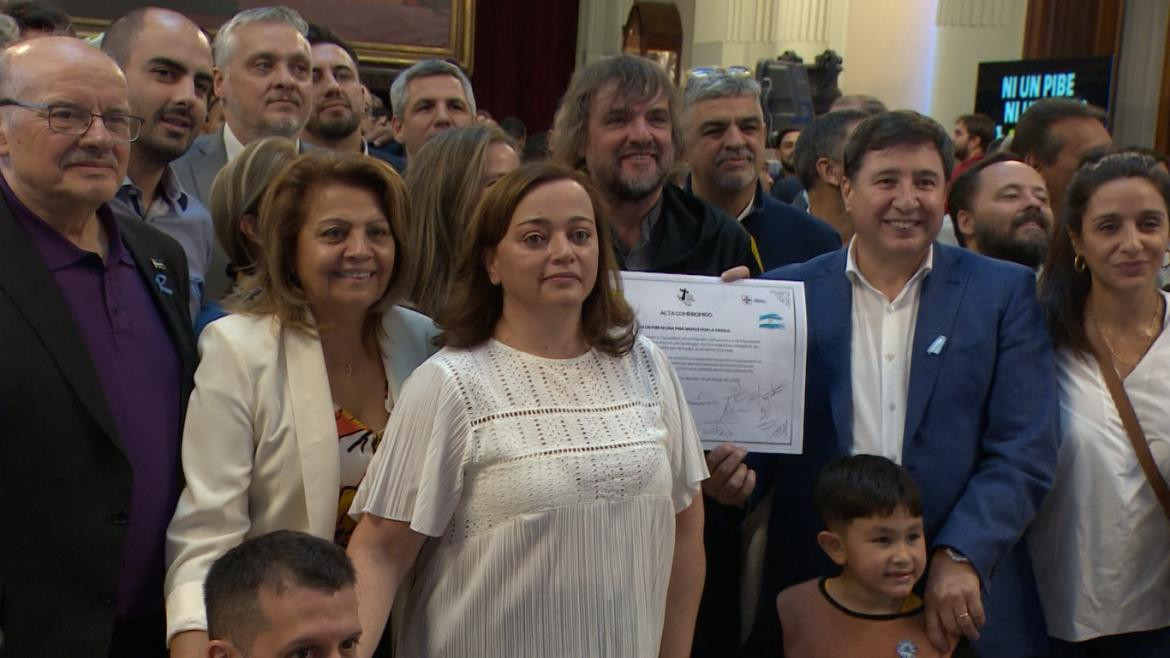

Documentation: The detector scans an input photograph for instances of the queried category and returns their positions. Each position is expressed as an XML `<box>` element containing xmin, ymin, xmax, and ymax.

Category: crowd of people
<box><xmin>0</xmin><ymin>2</ymin><xmax>1167</xmax><ymax>658</ymax></box>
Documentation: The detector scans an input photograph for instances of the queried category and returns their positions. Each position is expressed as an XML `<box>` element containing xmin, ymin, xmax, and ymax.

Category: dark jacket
<box><xmin>368</xmin><ymin>140</ymin><xmax>407</xmax><ymax>174</ymax></box>
<box><xmin>621</xmin><ymin>183</ymin><xmax>760</xmax><ymax>276</ymax></box>
<box><xmin>686</xmin><ymin>179</ymin><xmax>841</xmax><ymax>272</ymax></box>
<box><xmin>0</xmin><ymin>199</ymin><xmax>197</xmax><ymax>658</ymax></box>
<box><xmin>769</xmin><ymin>174</ymin><xmax>806</xmax><ymax>206</ymax></box>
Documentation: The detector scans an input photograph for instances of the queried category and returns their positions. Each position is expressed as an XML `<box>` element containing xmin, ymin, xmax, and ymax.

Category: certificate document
<box><xmin>621</xmin><ymin>272</ymin><xmax>806</xmax><ymax>454</ymax></box>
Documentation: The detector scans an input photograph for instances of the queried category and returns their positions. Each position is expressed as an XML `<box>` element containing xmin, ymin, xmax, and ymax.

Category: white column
<box><xmin>688</xmin><ymin>0</ymin><xmax>849</xmax><ymax>69</ymax></box>
<box><xmin>837</xmin><ymin>0</ymin><xmax>938</xmax><ymax>113</ymax></box>
<box><xmin>575</xmin><ymin>0</ymin><xmax>635</xmax><ymax>68</ymax></box>
<box><xmin>930</xmin><ymin>0</ymin><xmax>1026</xmax><ymax>127</ymax></box>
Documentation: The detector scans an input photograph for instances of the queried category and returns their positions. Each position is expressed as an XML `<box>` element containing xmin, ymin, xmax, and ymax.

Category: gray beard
<box><xmin>262</xmin><ymin>115</ymin><xmax>306</xmax><ymax>139</ymax></box>
<box><xmin>710</xmin><ymin>168</ymin><xmax>756</xmax><ymax>194</ymax></box>
<box><xmin>608</xmin><ymin>169</ymin><xmax>667</xmax><ymax>201</ymax></box>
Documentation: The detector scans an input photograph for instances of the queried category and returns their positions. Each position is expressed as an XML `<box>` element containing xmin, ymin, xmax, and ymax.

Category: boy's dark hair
<box><xmin>814</xmin><ymin>455</ymin><xmax>924</xmax><ymax>528</ymax></box>
<box><xmin>204</xmin><ymin>530</ymin><xmax>356</xmax><ymax>650</ymax></box>
<box><xmin>956</xmin><ymin>113</ymin><xmax>995</xmax><ymax>153</ymax></box>
<box><xmin>1009</xmin><ymin>98</ymin><xmax>1107</xmax><ymax>165</ymax></box>
<box><xmin>843</xmin><ymin>110</ymin><xmax>955</xmax><ymax>182</ymax></box>
<box><xmin>306</xmin><ymin>22</ymin><xmax>360</xmax><ymax>71</ymax></box>
<box><xmin>793</xmin><ymin>109</ymin><xmax>868</xmax><ymax>190</ymax></box>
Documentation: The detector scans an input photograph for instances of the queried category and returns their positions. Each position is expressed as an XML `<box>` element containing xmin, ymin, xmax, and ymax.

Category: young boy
<box><xmin>776</xmin><ymin>455</ymin><xmax>955</xmax><ymax>657</ymax></box>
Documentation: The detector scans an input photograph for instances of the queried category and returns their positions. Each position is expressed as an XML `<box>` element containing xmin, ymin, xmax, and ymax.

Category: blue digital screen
<box><xmin>974</xmin><ymin>57</ymin><xmax>1112</xmax><ymax>138</ymax></box>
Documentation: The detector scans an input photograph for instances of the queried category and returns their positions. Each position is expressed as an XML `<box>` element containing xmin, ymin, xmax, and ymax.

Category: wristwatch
<box><xmin>943</xmin><ymin>546</ymin><xmax>971</xmax><ymax>564</ymax></box>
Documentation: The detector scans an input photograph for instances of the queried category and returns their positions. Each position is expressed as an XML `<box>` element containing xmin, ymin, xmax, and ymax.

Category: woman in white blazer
<box><xmin>165</xmin><ymin>152</ymin><xmax>437</xmax><ymax>656</ymax></box>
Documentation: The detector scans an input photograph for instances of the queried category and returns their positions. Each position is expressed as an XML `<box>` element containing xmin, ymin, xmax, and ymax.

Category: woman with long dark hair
<box><xmin>1031</xmin><ymin>153</ymin><xmax>1170</xmax><ymax>656</ymax></box>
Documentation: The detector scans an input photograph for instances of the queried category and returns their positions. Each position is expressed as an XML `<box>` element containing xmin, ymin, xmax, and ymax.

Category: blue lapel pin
<box><xmin>926</xmin><ymin>335</ymin><xmax>946</xmax><ymax>355</ymax></box>
<box><xmin>155</xmin><ymin>273</ymin><xmax>174</xmax><ymax>295</ymax></box>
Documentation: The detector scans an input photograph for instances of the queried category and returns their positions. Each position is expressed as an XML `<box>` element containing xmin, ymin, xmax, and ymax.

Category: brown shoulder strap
<box><xmin>1087</xmin><ymin>336</ymin><xmax>1170</xmax><ymax>518</ymax></box>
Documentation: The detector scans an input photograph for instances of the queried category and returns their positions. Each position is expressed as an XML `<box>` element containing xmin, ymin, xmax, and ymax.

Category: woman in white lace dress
<box><xmin>347</xmin><ymin>162</ymin><xmax>708</xmax><ymax>657</ymax></box>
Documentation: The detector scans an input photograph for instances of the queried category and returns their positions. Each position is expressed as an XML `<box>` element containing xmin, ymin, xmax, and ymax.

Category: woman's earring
<box><xmin>1074</xmin><ymin>254</ymin><xmax>1087</xmax><ymax>272</ymax></box>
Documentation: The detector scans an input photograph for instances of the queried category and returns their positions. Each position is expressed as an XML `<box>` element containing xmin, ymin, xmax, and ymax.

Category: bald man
<box><xmin>102</xmin><ymin>8</ymin><xmax>216</xmax><ymax>319</ymax></box>
<box><xmin>0</xmin><ymin>37</ymin><xmax>196</xmax><ymax>657</ymax></box>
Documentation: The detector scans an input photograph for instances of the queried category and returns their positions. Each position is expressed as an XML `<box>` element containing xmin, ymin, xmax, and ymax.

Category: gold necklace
<box><xmin>1091</xmin><ymin>296</ymin><xmax>1164</xmax><ymax>368</ymax></box>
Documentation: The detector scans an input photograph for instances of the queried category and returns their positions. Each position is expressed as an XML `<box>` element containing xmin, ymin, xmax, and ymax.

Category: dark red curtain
<box><xmin>1023</xmin><ymin>0</ymin><xmax>1124</xmax><ymax>59</ymax></box>
<box><xmin>470</xmin><ymin>0</ymin><xmax>580</xmax><ymax>134</ymax></box>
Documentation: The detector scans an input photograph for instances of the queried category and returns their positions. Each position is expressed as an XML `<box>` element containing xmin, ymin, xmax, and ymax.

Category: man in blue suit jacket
<box><xmin>743</xmin><ymin>111</ymin><xmax>1058</xmax><ymax>657</ymax></box>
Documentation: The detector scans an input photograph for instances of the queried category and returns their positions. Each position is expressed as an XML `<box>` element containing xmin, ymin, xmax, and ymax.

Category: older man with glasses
<box><xmin>0</xmin><ymin>37</ymin><xmax>196</xmax><ymax>658</ymax></box>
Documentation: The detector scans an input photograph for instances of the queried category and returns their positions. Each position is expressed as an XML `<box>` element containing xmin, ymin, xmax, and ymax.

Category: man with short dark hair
<box><xmin>768</xmin><ymin>124</ymin><xmax>805</xmax><ymax>206</ymax></box>
<box><xmin>1010</xmin><ymin>98</ymin><xmax>1110</xmax><ymax>219</ymax></box>
<box><xmin>792</xmin><ymin>109</ymin><xmax>867</xmax><ymax>243</ymax></box>
<box><xmin>301</xmin><ymin>22</ymin><xmax>400</xmax><ymax>172</ymax></box>
<box><xmin>551</xmin><ymin>54</ymin><xmax>758</xmax><ymax>277</ymax></box>
<box><xmin>777</xmin><ymin>125</ymin><xmax>800</xmax><ymax>176</ymax></box>
<box><xmin>0</xmin><ymin>37</ymin><xmax>196</xmax><ymax>657</ymax></box>
<box><xmin>102</xmin><ymin>7</ymin><xmax>216</xmax><ymax>319</ymax></box>
<box><xmin>205</xmin><ymin>531</ymin><xmax>361</xmax><ymax>658</ymax></box>
<box><xmin>951</xmin><ymin>113</ymin><xmax>995</xmax><ymax>180</ymax></box>
<box><xmin>302</xmin><ymin>24</ymin><xmax>361</xmax><ymax>151</ymax></box>
<box><xmin>172</xmin><ymin>5</ymin><xmax>312</xmax><ymax>300</ymax></box>
<box><xmin>948</xmin><ymin>152</ymin><xmax>1054</xmax><ymax>269</ymax></box>
<box><xmin>747</xmin><ymin>111</ymin><xmax>1058</xmax><ymax>657</ymax></box>
<box><xmin>389</xmin><ymin>58</ymin><xmax>475</xmax><ymax>161</ymax></box>
<box><xmin>682</xmin><ymin>71</ymin><xmax>838</xmax><ymax>271</ymax></box>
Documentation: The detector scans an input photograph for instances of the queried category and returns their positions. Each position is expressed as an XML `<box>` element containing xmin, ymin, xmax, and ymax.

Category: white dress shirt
<box><xmin>846</xmin><ymin>239</ymin><xmax>933</xmax><ymax>463</ymax></box>
<box><xmin>223</xmin><ymin>123</ymin><xmax>302</xmax><ymax>162</ymax></box>
<box><xmin>1028</xmin><ymin>291</ymin><xmax>1170</xmax><ymax>641</ymax></box>
<box><xmin>223</xmin><ymin>122</ymin><xmax>246</xmax><ymax>162</ymax></box>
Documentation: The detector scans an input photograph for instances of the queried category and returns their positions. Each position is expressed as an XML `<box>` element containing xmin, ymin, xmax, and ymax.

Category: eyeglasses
<box><xmin>0</xmin><ymin>99</ymin><xmax>143</xmax><ymax>142</ymax></box>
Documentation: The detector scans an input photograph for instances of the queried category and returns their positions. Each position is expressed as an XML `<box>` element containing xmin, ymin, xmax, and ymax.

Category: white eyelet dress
<box><xmin>350</xmin><ymin>335</ymin><xmax>709</xmax><ymax>657</ymax></box>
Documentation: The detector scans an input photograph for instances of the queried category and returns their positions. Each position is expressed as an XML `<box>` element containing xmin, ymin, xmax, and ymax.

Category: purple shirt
<box><xmin>2</xmin><ymin>176</ymin><xmax>182</xmax><ymax>620</ymax></box>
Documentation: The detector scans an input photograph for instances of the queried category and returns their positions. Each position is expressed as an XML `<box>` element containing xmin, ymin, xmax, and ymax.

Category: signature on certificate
<box><xmin>698</xmin><ymin>380</ymin><xmax>790</xmax><ymax>440</ymax></box>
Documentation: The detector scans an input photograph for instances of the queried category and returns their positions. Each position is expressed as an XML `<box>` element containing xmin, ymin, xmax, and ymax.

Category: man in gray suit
<box><xmin>172</xmin><ymin>6</ymin><xmax>312</xmax><ymax>301</ymax></box>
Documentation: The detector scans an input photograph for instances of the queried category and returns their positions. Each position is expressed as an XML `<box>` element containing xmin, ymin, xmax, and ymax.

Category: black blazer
<box><xmin>0</xmin><ymin>197</ymin><xmax>197</xmax><ymax>657</ymax></box>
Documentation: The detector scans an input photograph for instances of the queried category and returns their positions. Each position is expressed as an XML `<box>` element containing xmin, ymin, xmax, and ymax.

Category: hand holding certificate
<box><xmin>621</xmin><ymin>272</ymin><xmax>806</xmax><ymax>454</ymax></box>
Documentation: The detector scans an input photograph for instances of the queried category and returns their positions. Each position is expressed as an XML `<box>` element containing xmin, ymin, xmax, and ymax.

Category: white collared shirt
<box><xmin>735</xmin><ymin>197</ymin><xmax>754</xmax><ymax>222</ymax></box>
<box><xmin>223</xmin><ymin>122</ymin><xmax>246</xmax><ymax>162</ymax></box>
<box><xmin>1029</xmin><ymin>291</ymin><xmax>1170</xmax><ymax>640</ymax></box>
<box><xmin>223</xmin><ymin>123</ymin><xmax>301</xmax><ymax>162</ymax></box>
<box><xmin>845</xmin><ymin>239</ymin><xmax>934</xmax><ymax>463</ymax></box>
